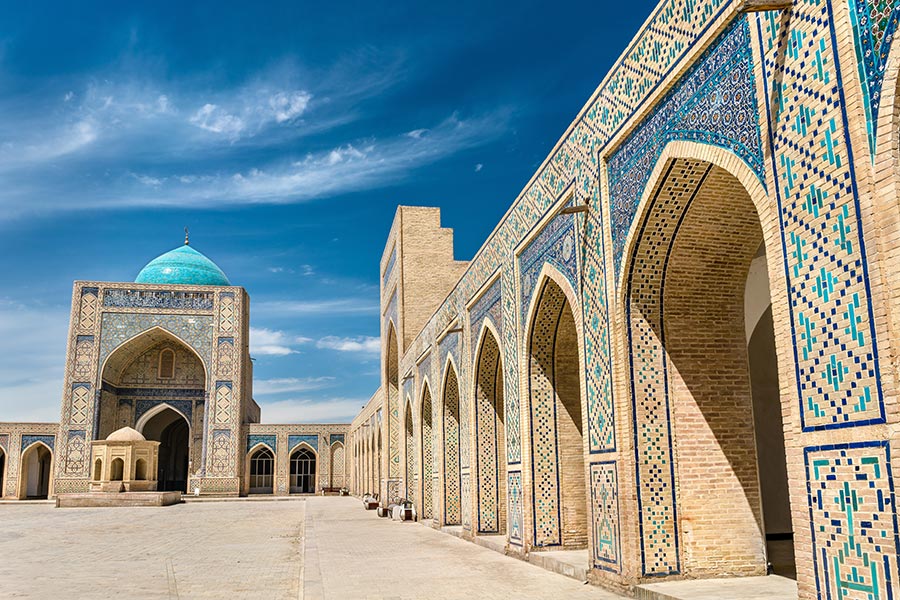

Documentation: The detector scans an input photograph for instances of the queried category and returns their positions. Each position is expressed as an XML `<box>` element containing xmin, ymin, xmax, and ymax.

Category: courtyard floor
<box><xmin>0</xmin><ymin>495</ymin><xmax>625</xmax><ymax>599</ymax></box>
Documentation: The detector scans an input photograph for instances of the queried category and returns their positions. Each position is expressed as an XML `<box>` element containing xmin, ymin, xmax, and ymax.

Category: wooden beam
<box><xmin>740</xmin><ymin>0</ymin><xmax>792</xmax><ymax>12</ymax></box>
<box><xmin>559</xmin><ymin>205</ymin><xmax>589</xmax><ymax>215</ymax></box>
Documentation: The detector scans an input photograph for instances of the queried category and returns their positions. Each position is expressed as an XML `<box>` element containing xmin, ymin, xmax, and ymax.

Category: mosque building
<box><xmin>0</xmin><ymin>237</ymin><xmax>347</xmax><ymax>499</ymax></box>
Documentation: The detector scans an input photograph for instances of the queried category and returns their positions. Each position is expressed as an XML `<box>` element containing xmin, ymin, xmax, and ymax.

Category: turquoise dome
<box><xmin>135</xmin><ymin>244</ymin><xmax>231</xmax><ymax>286</ymax></box>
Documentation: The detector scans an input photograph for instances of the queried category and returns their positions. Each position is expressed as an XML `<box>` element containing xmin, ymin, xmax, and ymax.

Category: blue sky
<box><xmin>0</xmin><ymin>0</ymin><xmax>657</xmax><ymax>423</ymax></box>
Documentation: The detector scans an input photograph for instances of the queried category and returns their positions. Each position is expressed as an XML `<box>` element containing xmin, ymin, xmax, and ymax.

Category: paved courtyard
<box><xmin>0</xmin><ymin>496</ymin><xmax>624</xmax><ymax>599</ymax></box>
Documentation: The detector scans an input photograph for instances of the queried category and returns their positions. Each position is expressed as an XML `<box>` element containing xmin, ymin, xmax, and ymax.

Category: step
<box><xmin>635</xmin><ymin>575</ymin><xmax>797</xmax><ymax>600</ymax></box>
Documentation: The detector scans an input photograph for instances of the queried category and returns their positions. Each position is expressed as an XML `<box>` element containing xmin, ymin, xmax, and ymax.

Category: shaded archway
<box><xmin>140</xmin><ymin>406</ymin><xmax>190</xmax><ymax>492</ymax></box>
<box><xmin>385</xmin><ymin>322</ymin><xmax>400</xmax><ymax>493</ymax></box>
<box><xmin>0</xmin><ymin>448</ymin><xmax>5</xmax><ymax>497</ymax></box>
<box><xmin>248</xmin><ymin>446</ymin><xmax>274</xmax><ymax>494</ymax></box>
<box><xmin>527</xmin><ymin>274</ymin><xmax>586</xmax><ymax>549</ymax></box>
<box><xmin>473</xmin><ymin>325</ymin><xmax>506</xmax><ymax>535</ymax></box>
<box><xmin>19</xmin><ymin>442</ymin><xmax>52</xmax><ymax>499</ymax></box>
<box><xmin>421</xmin><ymin>382</ymin><xmax>435</xmax><ymax>519</ymax></box>
<box><xmin>404</xmin><ymin>399</ymin><xmax>416</xmax><ymax>499</ymax></box>
<box><xmin>442</xmin><ymin>361</ymin><xmax>462</xmax><ymax>526</ymax></box>
<box><xmin>291</xmin><ymin>445</ymin><xmax>316</xmax><ymax>494</ymax></box>
<box><xmin>622</xmin><ymin>154</ymin><xmax>789</xmax><ymax>578</ymax></box>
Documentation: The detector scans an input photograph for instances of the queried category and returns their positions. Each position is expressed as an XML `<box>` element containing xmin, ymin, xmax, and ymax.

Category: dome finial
<box><xmin>184</xmin><ymin>226</ymin><xmax>190</xmax><ymax>246</ymax></box>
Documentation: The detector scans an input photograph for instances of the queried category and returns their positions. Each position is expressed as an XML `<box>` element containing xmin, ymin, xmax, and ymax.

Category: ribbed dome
<box><xmin>106</xmin><ymin>427</ymin><xmax>146</xmax><ymax>442</ymax></box>
<box><xmin>135</xmin><ymin>244</ymin><xmax>231</xmax><ymax>286</ymax></box>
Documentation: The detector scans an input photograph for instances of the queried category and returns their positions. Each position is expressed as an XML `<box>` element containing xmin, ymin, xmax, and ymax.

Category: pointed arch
<box><xmin>384</xmin><ymin>320</ymin><xmax>400</xmax><ymax>484</ymax></box>
<box><xmin>100</xmin><ymin>325</ymin><xmax>209</xmax><ymax>386</ymax></box>
<box><xmin>18</xmin><ymin>441</ymin><xmax>53</xmax><ymax>500</ymax></box>
<box><xmin>441</xmin><ymin>356</ymin><xmax>462</xmax><ymax>525</ymax></box>
<box><xmin>404</xmin><ymin>397</ymin><xmax>416</xmax><ymax>499</ymax></box>
<box><xmin>420</xmin><ymin>378</ymin><xmax>436</xmax><ymax>520</ymax></box>
<box><xmin>617</xmin><ymin>141</ymin><xmax>792</xmax><ymax>578</ymax></box>
<box><xmin>135</xmin><ymin>402</ymin><xmax>191</xmax><ymax>433</ymax></box>
<box><xmin>472</xmin><ymin>320</ymin><xmax>506</xmax><ymax>535</ymax></box>
<box><xmin>247</xmin><ymin>444</ymin><xmax>275</xmax><ymax>494</ymax></box>
<box><xmin>525</xmin><ymin>268</ymin><xmax>587</xmax><ymax>549</ymax></box>
<box><xmin>291</xmin><ymin>444</ymin><xmax>317</xmax><ymax>494</ymax></box>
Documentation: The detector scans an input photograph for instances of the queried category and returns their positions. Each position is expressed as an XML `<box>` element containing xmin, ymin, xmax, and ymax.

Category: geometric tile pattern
<box><xmin>508</xmin><ymin>470</ymin><xmax>524</xmax><ymax>546</ymax></box>
<box><xmin>98</xmin><ymin>313</ymin><xmax>214</xmax><ymax>383</ymax></box>
<box><xmin>248</xmin><ymin>434</ymin><xmax>276</xmax><ymax>453</ymax></box>
<box><xmin>442</xmin><ymin>365</ymin><xmax>462</xmax><ymax>525</ymax></box>
<box><xmin>422</xmin><ymin>384</ymin><xmax>436</xmax><ymax>519</ymax></box>
<box><xmin>69</xmin><ymin>384</ymin><xmax>91</xmax><ymax>426</ymax></box>
<box><xmin>527</xmin><ymin>279</ymin><xmax>568</xmax><ymax>547</ymax></box>
<box><xmin>214</xmin><ymin>381</ymin><xmax>232</xmax><ymax>424</ymax></box>
<box><xmin>625</xmin><ymin>158</ymin><xmax>711</xmax><ymax>575</ymax></box>
<box><xmin>590</xmin><ymin>461</ymin><xmax>620</xmax><ymax>572</ymax></box>
<box><xmin>288</xmin><ymin>435</ymin><xmax>318</xmax><ymax>453</ymax></box>
<box><xmin>848</xmin><ymin>0</ymin><xmax>900</xmax><ymax>157</ymax></box>
<box><xmin>405</xmin><ymin>401</ymin><xmax>416</xmax><ymax>499</ymax></box>
<box><xmin>210</xmin><ymin>429</ymin><xmax>232</xmax><ymax>476</ymax></box>
<box><xmin>756</xmin><ymin>2</ymin><xmax>885</xmax><ymax>431</ymax></box>
<box><xmin>608</xmin><ymin>19</ymin><xmax>763</xmax><ymax>277</ymax></box>
<box><xmin>518</xmin><ymin>210</ymin><xmax>579</xmax><ymax>323</ymax></box>
<box><xmin>474</xmin><ymin>328</ymin><xmax>504</xmax><ymax>534</ymax></box>
<box><xmin>805</xmin><ymin>442</ymin><xmax>899</xmax><ymax>600</ymax></box>
<box><xmin>63</xmin><ymin>430</ymin><xmax>86</xmax><ymax>476</ymax></box>
<box><xmin>21</xmin><ymin>435</ymin><xmax>55</xmax><ymax>453</ymax></box>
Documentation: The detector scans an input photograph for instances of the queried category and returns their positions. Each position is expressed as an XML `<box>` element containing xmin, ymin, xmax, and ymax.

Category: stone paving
<box><xmin>303</xmin><ymin>496</ymin><xmax>624</xmax><ymax>600</ymax></box>
<box><xmin>0</xmin><ymin>496</ymin><xmax>628</xmax><ymax>599</ymax></box>
<box><xmin>0</xmin><ymin>500</ymin><xmax>305</xmax><ymax>599</ymax></box>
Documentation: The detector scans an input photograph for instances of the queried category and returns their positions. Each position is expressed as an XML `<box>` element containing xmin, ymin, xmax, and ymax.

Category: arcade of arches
<box><xmin>351</xmin><ymin>4</ymin><xmax>900</xmax><ymax>590</ymax></box>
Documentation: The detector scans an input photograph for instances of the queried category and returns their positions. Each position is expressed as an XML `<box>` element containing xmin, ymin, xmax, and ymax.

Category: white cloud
<box><xmin>269</xmin><ymin>91</ymin><xmax>312</xmax><ymax>122</ymax></box>
<box><xmin>256</xmin><ymin>397</ymin><xmax>368</xmax><ymax>423</ymax></box>
<box><xmin>405</xmin><ymin>128</ymin><xmax>427</xmax><ymax>139</ymax></box>
<box><xmin>475</xmin><ymin>163</ymin><xmax>483</xmax><ymax>172</ymax></box>
<box><xmin>189</xmin><ymin>103</ymin><xmax>246</xmax><ymax>138</ymax></box>
<box><xmin>249</xmin><ymin>327</ymin><xmax>312</xmax><ymax>356</ymax></box>
<box><xmin>316</xmin><ymin>335</ymin><xmax>380</xmax><ymax>354</ymax></box>
<box><xmin>254</xmin><ymin>376</ymin><xmax>334</xmax><ymax>395</ymax></box>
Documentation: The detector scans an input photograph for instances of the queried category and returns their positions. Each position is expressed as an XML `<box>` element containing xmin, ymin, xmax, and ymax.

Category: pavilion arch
<box><xmin>616</xmin><ymin>142</ymin><xmax>795</xmax><ymax>579</ymax></box>
<box><xmin>289</xmin><ymin>442</ymin><xmax>317</xmax><ymax>494</ymax></box>
<box><xmin>403</xmin><ymin>397</ymin><xmax>416</xmax><ymax>499</ymax></box>
<box><xmin>135</xmin><ymin>402</ymin><xmax>191</xmax><ymax>434</ymax></box>
<box><xmin>523</xmin><ymin>264</ymin><xmax>589</xmax><ymax>550</ymax></box>
<box><xmin>471</xmin><ymin>319</ymin><xmax>506</xmax><ymax>535</ymax></box>
<box><xmin>384</xmin><ymin>320</ymin><xmax>400</xmax><ymax>489</ymax></box>
<box><xmin>18</xmin><ymin>441</ymin><xmax>53</xmax><ymax>500</ymax></box>
<box><xmin>329</xmin><ymin>441</ymin><xmax>345</xmax><ymax>489</ymax></box>
<box><xmin>138</xmin><ymin>405</ymin><xmax>191</xmax><ymax>492</ymax></box>
<box><xmin>419</xmin><ymin>378</ymin><xmax>436</xmax><ymax>520</ymax></box>
<box><xmin>245</xmin><ymin>442</ymin><xmax>275</xmax><ymax>494</ymax></box>
<box><xmin>440</xmin><ymin>355</ymin><xmax>463</xmax><ymax>526</ymax></box>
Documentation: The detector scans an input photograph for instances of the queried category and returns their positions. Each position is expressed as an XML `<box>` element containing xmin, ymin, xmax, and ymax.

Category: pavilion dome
<box><xmin>106</xmin><ymin>427</ymin><xmax>146</xmax><ymax>442</ymax></box>
<box><xmin>135</xmin><ymin>243</ymin><xmax>231</xmax><ymax>287</ymax></box>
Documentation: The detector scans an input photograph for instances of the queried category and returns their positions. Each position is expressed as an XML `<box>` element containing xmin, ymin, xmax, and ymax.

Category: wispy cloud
<box><xmin>249</xmin><ymin>327</ymin><xmax>312</xmax><ymax>356</ymax></box>
<box><xmin>0</xmin><ymin>102</ymin><xmax>511</xmax><ymax>220</ymax></box>
<box><xmin>255</xmin><ymin>298</ymin><xmax>379</xmax><ymax>316</ymax></box>
<box><xmin>316</xmin><ymin>335</ymin><xmax>380</xmax><ymax>354</ymax></box>
<box><xmin>254</xmin><ymin>376</ymin><xmax>335</xmax><ymax>395</ymax></box>
<box><xmin>256</xmin><ymin>397</ymin><xmax>369</xmax><ymax>423</ymax></box>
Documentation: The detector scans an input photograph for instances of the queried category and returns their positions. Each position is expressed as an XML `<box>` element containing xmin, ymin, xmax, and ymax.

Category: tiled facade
<box><xmin>349</xmin><ymin>2</ymin><xmax>900</xmax><ymax>598</ymax></box>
